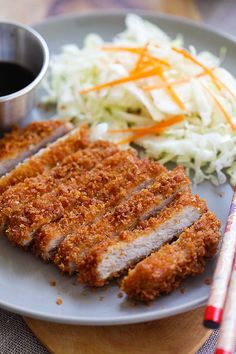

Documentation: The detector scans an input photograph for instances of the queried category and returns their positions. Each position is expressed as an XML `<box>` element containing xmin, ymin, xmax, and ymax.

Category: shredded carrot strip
<box><xmin>118</xmin><ymin>131</ymin><xmax>157</xmax><ymax>145</ymax></box>
<box><xmin>151</xmin><ymin>45</ymin><xmax>236</xmax><ymax>102</ymax></box>
<box><xmin>103</xmin><ymin>45</ymin><xmax>236</xmax><ymax>103</ymax></box>
<box><xmin>102</xmin><ymin>46</ymin><xmax>171</xmax><ymax>68</ymax></box>
<box><xmin>168</xmin><ymin>47</ymin><xmax>236</xmax><ymax>110</ymax></box>
<box><xmin>144</xmin><ymin>55</ymin><xmax>170</xmax><ymax>69</ymax></box>
<box><xmin>103</xmin><ymin>46</ymin><xmax>144</xmax><ymax>54</ymax></box>
<box><xmin>132</xmin><ymin>44</ymin><xmax>148</xmax><ymax>73</ymax></box>
<box><xmin>214</xmin><ymin>76</ymin><xmax>236</xmax><ymax>101</ymax></box>
<box><xmin>143</xmin><ymin>68</ymin><xmax>217</xmax><ymax>91</ymax></box>
<box><xmin>134</xmin><ymin>61</ymin><xmax>151</xmax><ymax>72</ymax></box>
<box><xmin>158</xmin><ymin>72</ymin><xmax>186</xmax><ymax>110</ymax></box>
<box><xmin>116</xmin><ymin>115</ymin><xmax>185</xmax><ymax>144</ymax></box>
<box><xmin>204</xmin><ymin>85</ymin><xmax>236</xmax><ymax>130</ymax></box>
<box><xmin>79</xmin><ymin>67</ymin><xmax>162</xmax><ymax>94</ymax></box>
<box><xmin>132</xmin><ymin>58</ymin><xmax>160</xmax><ymax>73</ymax></box>
<box><xmin>172</xmin><ymin>47</ymin><xmax>223</xmax><ymax>91</ymax></box>
<box><xmin>111</xmin><ymin>114</ymin><xmax>185</xmax><ymax>133</ymax></box>
<box><xmin>143</xmin><ymin>77</ymin><xmax>194</xmax><ymax>91</ymax></box>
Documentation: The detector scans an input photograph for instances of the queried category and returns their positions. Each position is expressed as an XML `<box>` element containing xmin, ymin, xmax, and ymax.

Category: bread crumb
<box><xmin>99</xmin><ymin>296</ymin><xmax>104</xmax><ymax>302</ymax></box>
<box><xmin>49</xmin><ymin>281</ymin><xmax>56</xmax><ymax>287</ymax></box>
<box><xmin>130</xmin><ymin>301</ymin><xmax>138</xmax><ymax>307</ymax></box>
<box><xmin>56</xmin><ymin>297</ymin><xmax>63</xmax><ymax>305</ymax></box>
<box><xmin>215</xmin><ymin>190</ymin><xmax>224</xmax><ymax>198</ymax></box>
<box><xmin>118</xmin><ymin>292</ymin><xmax>123</xmax><ymax>298</ymax></box>
<box><xmin>180</xmin><ymin>287</ymin><xmax>186</xmax><ymax>294</ymax></box>
<box><xmin>204</xmin><ymin>277</ymin><xmax>212</xmax><ymax>285</ymax></box>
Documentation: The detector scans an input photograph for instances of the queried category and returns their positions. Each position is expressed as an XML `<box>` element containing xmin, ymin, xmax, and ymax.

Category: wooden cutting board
<box><xmin>1</xmin><ymin>0</ymin><xmax>209</xmax><ymax>353</ymax></box>
<box><xmin>25</xmin><ymin>307</ymin><xmax>211</xmax><ymax>354</ymax></box>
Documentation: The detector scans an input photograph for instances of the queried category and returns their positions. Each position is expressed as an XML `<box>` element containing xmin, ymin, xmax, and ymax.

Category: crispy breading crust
<box><xmin>0</xmin><ymin>141</ymin><xmax>119</xmax><ymax>232</ymax></box>
<box><xmin>0</xmin><ymin>120</ymin><xmax>69</xmax><ymax>161</ymax></box>
<box><xmin>54</xmin><ymin>166</ymin><xmax>188</xmax><ymax>273</ymax></box>
<box><xmin>0</xmin><ymin>125</ymin><xmax>89</xmax><ymax>194</ymax></box>
<box><xmin>121</xmin><ymin>212</ymin><xmax>221</xmax><ymax>302</ymax></box>
<box><xmin>6</xmin><ymin>151</ymin><xmax>157</xmax><ymax>247</ymax></box>
<box><xmin>35</xmin><ymin>161</ymin><xmax>168</xmax><ymax>260</ymax></box>
<box><xmin>75</xmin><ymin>192</ymin><xmax>207</xmax><ymax>286</ymax></box>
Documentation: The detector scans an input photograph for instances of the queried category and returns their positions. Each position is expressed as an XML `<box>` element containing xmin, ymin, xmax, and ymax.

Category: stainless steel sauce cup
<box><xmin>0</xmin><ymin>22</ymin><xmax>49</xmax><ymax>130</ymax></box>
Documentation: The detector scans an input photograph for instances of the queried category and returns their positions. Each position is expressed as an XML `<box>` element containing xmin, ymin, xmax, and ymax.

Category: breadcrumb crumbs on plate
<box><xmin>91</xmin><ymin>287</ymin><xmax>98</xmax><ymax>293</ymax></box>
<box><xmin>99</xmin><ymin>296</ymin><xmax>104</xmax><ymax>302</ymax></box>
<box><xmin>49</xmin><ymin>281</ymin><xmax>56</xmax><ymax>287</ymax></box>
<box><xmin>56</xmin><ymin>297</ymin><xmax>63</xmax><ymax>305</ymax></box>
<box><xmin>204</xmin><ymin>277</ymin><xmax>212</xmax><ymax>285</ymax></box>
<box><xmin>215</xmin><ymin>190</ymin><xmax>224</xmax><ymax>198</ymax></box>
<box><xmin>118</xmin><ymin>292</ymin><xmax>124</xmax><ymax>298</ymax></box>
<box><xmin>180</xmin><ymin>287</ymin><xmax>186</xmax><ymax>294</ymax></box>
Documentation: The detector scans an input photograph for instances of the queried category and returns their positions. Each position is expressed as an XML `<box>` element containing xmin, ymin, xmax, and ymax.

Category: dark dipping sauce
<box><xmin>0</xmin><ymin>62</ymin><xmax>35</xmax><ymax>97</ymax></box>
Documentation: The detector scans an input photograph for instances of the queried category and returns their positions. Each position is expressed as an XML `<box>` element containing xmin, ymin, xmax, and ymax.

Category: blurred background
<box><xmin>0</xmin><ymin>0</ymin><xmax>236</xmax><ymax>37</ymax></box>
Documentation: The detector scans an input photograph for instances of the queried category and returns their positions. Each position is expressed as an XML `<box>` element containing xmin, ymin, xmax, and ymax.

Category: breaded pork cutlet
<box><xmin>121</xmin><ymin>212</ymin><xmax>221</xmax><ymax>302</ymax></box>
<box><xmin>0</xmin><ymin>120</ymin><xmax>72</xmax><ymax>177</ymax></box>
<box><xmin>56</xmin><ymin>192</ymin><xmax>207</xmax><ymax>286</ymax></box>
<box><xmin>53</xmin><ymin>167</ymin><xmax>190</xmax><ymax>272</ymax></box>
<box><xmin>0</xmin><ymin>141</ymin><xmax>119</xmax><ymax>232</ymax></box>
<box><xmin>6</xmin><ymin>151</ymin><xmax>165</xmax><ymax>248</ymax></box>
<box><xmin>0</xmin><ymin>125</ymin><xmax>89</xmax><ymax>194</ymax></box>
<box><xmin>35</xmin><ymin>166</ymin><xmax>188</xmax><ymax>260</ymax></box>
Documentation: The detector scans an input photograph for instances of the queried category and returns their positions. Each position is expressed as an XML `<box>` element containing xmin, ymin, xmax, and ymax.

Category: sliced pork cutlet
<box><xmin>54</xmin><ymin>166</ymin><xmax>190</xmax><ymax>273</ymax></box>
<box><xmin>6</xmin><ymin>151</ymin><xmax>164</xmax><ymax>248</ymax></box>
<box><xmin>0</xmin><ymin>124</ymin><xmax>89</xmax><ymax>194</ymax></box>
<box><xmin>0</xmin><ymin>120</ymin><xmax>73</xmax><ymax>177</ymax></box>
<box><xmin>35</xmin><ymin>166</ymin><xmax>186</xmax><ymax>261</ymax></box>
<box><xmin>0</xmin><ymin>141</ymin><xmax>119</xmax><ymax>232</ymax></box>
<box><xmin>71</xmin><ymin>192</ymin><xmax>207</xmax><ymax>287</ymax></box>
<box><xmin>121</xmin><ymin>212</ymin><xmax>221</xmax><ymax>302</ymax></box>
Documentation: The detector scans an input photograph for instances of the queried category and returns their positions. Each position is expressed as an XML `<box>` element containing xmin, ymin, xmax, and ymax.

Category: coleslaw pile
<box><xmin>42</xmin><ymin>14</ymin><xmax>236</xmax><ymax>186</ymax></box>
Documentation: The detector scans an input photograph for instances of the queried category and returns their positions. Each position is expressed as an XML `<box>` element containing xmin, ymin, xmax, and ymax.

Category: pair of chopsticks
<box><xmin>204</xmin><ymin>187</ymin><xmax>236</xmax><ymax>354</ymax></box>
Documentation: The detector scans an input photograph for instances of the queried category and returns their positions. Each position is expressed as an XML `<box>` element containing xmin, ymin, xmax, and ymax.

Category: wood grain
<box><xmin>25</xmin><ymin>307</ymin><xmax>212</xmax><ymax>354</ymax></box>
<box><xmin>1</xmin><ymin>1</ymin><xmax>209</xmax><ymax>353</ymax></box>
<box><xmin>0</xmin><ymin>0</ymin><xmax>200</xmax><ymax>25</ymax></box>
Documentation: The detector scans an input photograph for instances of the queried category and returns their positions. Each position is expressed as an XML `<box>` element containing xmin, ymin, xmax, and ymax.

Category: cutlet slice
<box><xmin>0</xmin><ymin>120</ymin><xmax>72</xmax><ymax>177</ymax></box>
<box><xmin>35</xmin><ymin>166</ymin><xmax>187</xmax><ymax>260</ymax></box>
<box><xmin>0</xmin><ymin>124</ymin><xmax>89</xmax><ymax>194</ymax></box>
<box><xmin>54</xmin><ymin>166</ymin><xmax>190</xmax><ymax>272</ymax></box>
<box><xmin>121</xmin><ymin>212</ymin><xmax>221</xmax><ymax>302</ymax></box>
<box><xmin>0</xmin><ymin>141</ymin><xmax>119</xmax><ymax>232</ymax></box>
<box><xmin>77</xmin><ymin>193</ymin><xmax>207</xmax><ymax>286</ymax></box>
<box><xmin>6</xmin><ymin>151</ymin><xmax>164</xmax><ymax>248</ymax></box>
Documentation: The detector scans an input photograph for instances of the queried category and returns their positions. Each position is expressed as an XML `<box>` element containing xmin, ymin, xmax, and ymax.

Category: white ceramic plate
<box><xmin>0</xmin><ymin>11</ymin><xmax>234</xmax><ymax>325</ymax></box>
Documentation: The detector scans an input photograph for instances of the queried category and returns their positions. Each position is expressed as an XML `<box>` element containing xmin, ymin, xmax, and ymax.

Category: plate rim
<box><xmin>1</xmin><ymin>10</ymin><xmax>233</xmax><ymax>325</ymax></box>
<box><xmin>33</xmin><ymin>8</ymin><xmax>236</xmax><ymax>47</ymax></box>
<box><xmin>0</xmin><ymin>290</ymin><xmax>205</xmax><ymax>325</ymax></box>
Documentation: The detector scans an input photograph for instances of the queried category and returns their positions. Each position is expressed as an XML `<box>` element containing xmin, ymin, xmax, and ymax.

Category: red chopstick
<box><xmin>215</xmin><ymin>255</ymin><xmax>236</xmax><ymax>354</ymax></box>
<box><xmin>204</xmin><ymin>187</ymin><xmax>236</xmax><ymax>329</ymax></box>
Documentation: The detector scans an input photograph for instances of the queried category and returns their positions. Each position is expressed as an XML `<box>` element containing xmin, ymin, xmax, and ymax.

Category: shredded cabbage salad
<box><xmin>42</xmin><ymin>14</ymin><xmax>236</xmax><ymax>186</ymax></box>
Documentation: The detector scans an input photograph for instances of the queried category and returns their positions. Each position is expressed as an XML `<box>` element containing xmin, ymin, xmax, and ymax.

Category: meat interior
<box><xmin>121</xmin><ymin>212</ymin><xmax>221</xmax><ymax>302</ymax></box>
